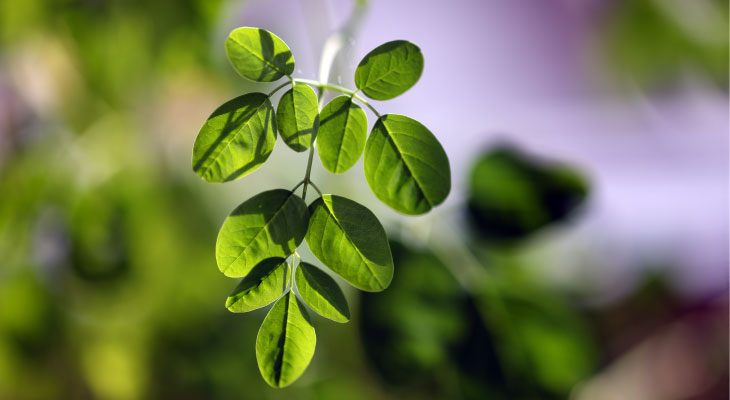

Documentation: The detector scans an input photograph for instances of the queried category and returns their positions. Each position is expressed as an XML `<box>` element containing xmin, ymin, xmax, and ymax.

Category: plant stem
<box><xmin>301</xmin><ymin>134</ymin><xmax>318</xmax><ymax>200</ymax></box>
<box><xmin>293</xmin><ymin>78</ymin><xmax>381</xmax><ymax>118</ymax></box>
<box><xmin>268</xmin><ymin>80</ymin><xmax>292</xmax><ymax>97</ymax></box>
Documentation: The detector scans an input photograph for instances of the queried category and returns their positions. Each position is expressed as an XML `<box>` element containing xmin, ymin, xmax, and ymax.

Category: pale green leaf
<box><xmin>256</xmin><ymin>292</ymin><xmax>316</xmax><ymax>388</ymax></box>
<box><xmin>316</xmin><ymin>96</ymin><xmax>367</xmax><ymax>174</ymax></box>
<box><xmin>192</xmin><ymin>92</ymin><xmax>276</xmax><ymax>183</ymax></box>
<box><xmin>364</xmin><ymin>114</ymin><xmax>450</xmax><ymax>215</ymax></box>
<box><xmin>305</xmin><ymin>195</ymin><xmax>393</xmax><ymax>292</ymax></box>
<box><xmin>226</xmin><ymin>258</ymin><xmax>290</xmax><ymax>313</ymax></box>
<box><xmin>225</xmin><ymin>27</ymin><xmax>294</xmax><ymax>82</ymax></box>
<box><xmin>295</xmin><ymin>262</ymin><xmax>350</xmax><ymax>323</ymax></box>
<box><xmin>216</xmin><ymin>190</ymin><xmax>308</xmax><ymax>278</ymax></box>
<box><xmin>354</xmin><ymin>40</ymin><xmax>423</xmax><ymax>100</ymax></box>
<box><xmin>276</xmin><ymin>84</ymin><xmax>319</xmax><ymax>152</ymax></box>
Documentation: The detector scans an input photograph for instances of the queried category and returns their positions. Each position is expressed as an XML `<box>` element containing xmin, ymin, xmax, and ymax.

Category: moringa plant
<box><xmin>191</xmin><ymin>27</ymin><xmax>451</xmax><ymax>387</ymax></box>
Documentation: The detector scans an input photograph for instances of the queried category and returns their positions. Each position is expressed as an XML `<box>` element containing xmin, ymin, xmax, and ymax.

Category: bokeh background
<box><xmin>0</xmin><ymin>0</ymin><xmax>727</xmax><ymax>399</ymax></box>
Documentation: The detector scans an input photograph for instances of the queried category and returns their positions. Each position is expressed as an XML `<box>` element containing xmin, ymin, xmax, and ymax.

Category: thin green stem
<box><xmin>293</xmin><ymin>78</ymin><xmax>382</xmax><ymax>118</ymax></box>
<box><xmin>267</xmin><ymin>80</ymin><xmax>293</xmax><ymax>97</ymax></box>
<box><xmin>290</xmin><ymin>179</ymin><xmax>306</xmax><ymax>193</ymax></box>
<box><xmin>307</xmin><ymin>180</ymin><xmax>323</xmax><ymax>197</ymax></box>
<box><xmin>301</xmin><ymin>139</ymin><xmax>317</xmax><ymax>200</ymax></box>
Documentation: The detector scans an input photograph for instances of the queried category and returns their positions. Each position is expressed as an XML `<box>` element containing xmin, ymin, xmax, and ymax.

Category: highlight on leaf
<box><xmin>216</xmin><ymin>189</ymin><xmax>309</xmax><ymax>278</ymax></box>
<box><xmin>225</xmin><ymin>27</ymin><xmax>295</xmax><ymax>82</ymax></box>
<box><xmin>295</xmin><ymin>262</ymin><xmax>350</xmax><ymax>323</ymax></box>
<box><xmin>316</xmin><ymin>95</ymin><xmax>367</xmax><ymax>174</ymax></box>
<box><xmin>305</xmin><ymin>195</ymin><xmax>393</xmax><ymax>292</ymax></box>
<box><xmin>276</xmin><ymin>83</ymin><xmax>319</xmax><ymax>152</ymax></box>
<box><xmin>226</xmin><ymin>258</ymin><xmax>290</xmax><ymax>313</ymax></box>
<box><xmin>256</xmin><ymin>291</ymin><xmax>316</xmax><ymax>388</ymax></box>
<box><xmin>354</xmin><ymin>40</ymin><xmax>424</xmax><ymax>100</ymax></box>
<box><xmin>192</xmin><ymin>92</ymin><xmax>277</xmax><ymax>183</ymax></box>
<box><xmin>364</xmin><ymin>114</ymin><xmax>450</xmax><ymax>215</ymax></box>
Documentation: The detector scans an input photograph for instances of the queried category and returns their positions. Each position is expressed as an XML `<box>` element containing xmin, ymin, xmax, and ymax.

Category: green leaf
<box><xmin>256</xmin><ymin>291</ymin><xmax>316</xmax><ymax>388</ymax></box>
<box><xmin>216</xmin><ymin>190</ymin><xmax>309</xmax><ymax>278</ymax></box>
<box><xmin>276</xmin><ymin>84</ymin><xmax>319</xmax><ymax>152</ymax></box>
<box><xmin>467</xmin><ymin>146</ymin><xmax>589</xmax><ymax>240</ymax></box>
<box><xmin>226</xmin><ymin>258</ymin><xmax>290</xmax><ymax>313</ymax></box>
<box><xmin>363</xmin><ymin>114</ymin><xmax>450</xmax><ymax>215</ymax></box>
<box><xmin>354</xmin><ymin>40</ymin><xmax>423</xmax><ymax>100</ymax></box>
<box><xmin>295</xmin><ymin>262</ymin><xmax>350</xmax><ymax>323</ymax></box>
<box><xmin>305</xmin><ymin>195</ymin><xmax>393</xmax><ymax>292</ymax></box>
<box><xmin>225</xmin><ymin>27</ymin><xmax>294</xmax><ymax>82</ymax></box>
<box><xmin>316</xmin><ymin>96</ymin><xmax>367</xmax><ymax>174</ymax></box>
<box><xmin>192</xmin><ymin>92</ymin><xmax>277</xmax><ymax>183</ymax></box>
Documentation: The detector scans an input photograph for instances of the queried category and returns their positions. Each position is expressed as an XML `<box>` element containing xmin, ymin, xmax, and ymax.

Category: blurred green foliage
<box><xmin>467</xmin><ymin>145</ymin><xmax>589</xmax><ymax>241</ymax></box>
<box><xmin>602</xmin><ymin>0</ymin><xmax>729</xmax><ymax>89</ymax></box>
<box><xmin>0</xmin><ymin>0</ymin><xmax>724</xmax><ymax>398</ymax></box>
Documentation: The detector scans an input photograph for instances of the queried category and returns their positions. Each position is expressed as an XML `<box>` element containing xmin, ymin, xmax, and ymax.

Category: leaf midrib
<box><xmin>333</xmin><ymin>100</ymin><xmax>355</xmax><ymax>173</ymax></box>
<box><xmin>360</xmin><ymin>46</ymin><xmax>418</xmax><ymax>94</ymax></box>
<box><xmin>379</xmin><ymin>118</ymin><xmax>433</xmax><ymax>208</ymax></box>
<box><xmin>229</xmin><ymin>261</ymin><xmax>283</xmax><ymax>304</ymax></box>
<box><xmin>198</xmin><ymin>98</ymin><xmax>268</xmax><ymax>178</ymax></box>
<box><xmin>321</xmin><ymin>198</ymin><xmax>385</xmax><ymax>289</ymax></box>
<box><xmin>274</xmin><ymin>292</ymin><xmax>291</xmax><ymax>386</ymax></box>
<box><xmin>231</xmin><ymin>36</ymin><xmax>288</xmax><ymax>77</ymax></box>
<box><xmin>222</xmin><ymin>192</ymin><xmax>295</xmax><ymax>274</ymax></box>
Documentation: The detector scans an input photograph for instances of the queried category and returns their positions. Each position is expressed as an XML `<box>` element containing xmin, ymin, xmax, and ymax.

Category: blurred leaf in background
<box><xmin>599</xmin><ymin>0</ymin><xmax>729</xmax><ymax>89</ymax></box>
<box><xmin>466</xmin><ymin>145</ymin><xmax>589</xmax><ymax>242</ymax></box>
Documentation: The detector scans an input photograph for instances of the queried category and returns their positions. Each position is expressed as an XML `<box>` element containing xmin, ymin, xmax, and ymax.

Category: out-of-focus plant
<box><xmin>360</xmin><ymin>146</ymin><xmax>596</xmax><ymax>400</ymax></box>
<box><xmin>600</xmin><ymin>0</ymin><xmax>729</xmax><ymax>89</ymax></box>
<box><xmin>191</xmin><ymin>27</ymin><xmax>450</xmax><ymax>387</ymax></box>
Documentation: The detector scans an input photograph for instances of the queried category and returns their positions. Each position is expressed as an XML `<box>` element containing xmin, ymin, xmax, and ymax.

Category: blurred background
<box><xmin>0</xmin><ymin>0</ymin><xmax>727</xmax><ymax>399</ymax></box>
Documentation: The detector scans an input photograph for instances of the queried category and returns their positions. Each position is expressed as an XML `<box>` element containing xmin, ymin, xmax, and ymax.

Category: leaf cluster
<box><xmin>191</xmin><ymin>27</ymin><xmax>451</xmax><ymax>387</ymax></box>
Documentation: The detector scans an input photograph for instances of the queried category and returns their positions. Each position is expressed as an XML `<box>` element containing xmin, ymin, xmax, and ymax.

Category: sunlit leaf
<box><xmin>216</xmin><ymin>190</ymin><xmax>308</xmax><ymax>278</ymax></box>
<box><xmin>226</xmin><ymin>258</ymin><xmax>290</xmax><ymax>313</ymax></box>
<box><xmin>295</xmin><ymin>262</ymin><xmax>350</xmax><ymax>322</ymax></box>
<box><xmin>305</xmin><ymin>195</ymin><xmax>393</xmax><ymax>292</ymax></box>
<box><xmin>192</xmin><ymin>93</ymin><xmax>277</xmax><ymax>183</ymax></box>
<box><xmin>354</xmin><ymin>40</ymin><xmax>423</xmax><ymax>100</ymax></box>
<box><xmin>225</xmin><ymin>27</ymin><xmax>294</xmax><ymax>82</ymax></box>
<box><xmin>256</xmin><ymin>291</ymin><xmax>316</xmax><ymax>388</ymax></box>
<box><xmin>276</xmin><ymin>84</ymin><xmax>319</xmax><ymax>152</ymax></box>
<box><xmin>316</xmin><ymin>96</ymin><xmax>367</xmax><ymax>174</ymax></box>
<box><xmin>363</xmin><ymin>114</ymin><xmax>450</xmax><ymax>215</ymax></box>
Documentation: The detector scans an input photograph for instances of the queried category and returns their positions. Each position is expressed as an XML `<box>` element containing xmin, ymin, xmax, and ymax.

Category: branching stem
<box><xmin>293</xmin><ymin>78</ymin><xmax>382</xmax><ymax>118</ymax></box>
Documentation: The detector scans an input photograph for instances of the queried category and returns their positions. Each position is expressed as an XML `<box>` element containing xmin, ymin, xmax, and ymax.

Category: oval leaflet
<box><xmin>364</xmin><ymin>114</ymin><xmax>450</xmax><ymax>215</ymax></box>
<box><xmin>316</xmin><ymin>96</ymin><xmax>367</xmax><ymax>174</ymax></box>
<box><xmin>256</xmin><ymin>292</ymin><xmax>316</xmax><ymax>388</ymax></box>
<box><xmin>192</xmin><ymin>93</ymin><xmax>277</xmax><ymax>183</ymax></box>
<box><xmin>295</xmin><ymin>262</ymin><xmax>350</xmax><ymax>323</ymax></box>
<box><xmin>305</xmin><ymin>195</ymin><xmax>393</xmax><ymax>292</ymax></box>
<box><xmin>354</xmin><ymin>40</ymin><xmax>423</xmax><ymax>100</ymax></box>
<box><xmin>216</xmin><ymin>190</ymin><xmax>309</xmax><ymax>278</ymax></box>
<box><xmin>276</xmin><ymin>84</ymin><xmax>319</xmax><ymax>152</ymax></box>
<box><xmin>226</xmin><ymin>258</ymin><xmax>290</xmax><ymax>313</ymax></box>
<box><xmin>225</xmin><ymin>27</ymin><xmax>294</xmax><ymax>82</ymax></box>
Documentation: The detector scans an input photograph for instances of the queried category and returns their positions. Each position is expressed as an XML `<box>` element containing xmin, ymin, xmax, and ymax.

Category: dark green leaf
<box><xmin>216</xmin><ymin>190</ymin><xmax>308</xmax><ymax>278</ymax></box>
<box><xmin>225</xmin><ymin>27</ymin><xmax>294</xmax><ymax>82</ymax></box>
<box><xmin>226</xmin><ymin>258</ymin><xmax>290</xmax><ymax>313</ymax></box>
<box><xmin>354</xmin><ymin>40</ymin><xmax>423</xmax><ymax>100</ymax></box>
<box><xmin>305</xmin><ymin>195</ymin><xmax>393</xmax><ymax>292</ymax></box>
<box><xmin>363</xmin><ymin>114</ymin><xmax>450</xmax><ymax>215</ymax></box>
<box><xmin>295</xmin><ymin>262</ymin><xmax>350</xmax><ymax>322</ymax></box>
<box><xmin>192</xmin><ymin>92</ymin><xmax>276</xmax><ymax>183</ymax></box>
<box><xmin>316</xmin><ymin>96</ymin><xmax>367</xmax><ymax>174</ymax></box>
<box><xmin>256</xmin><ymin>291</ymin><xmax>316</xmax><ymax>388</ymax></box>
<box><xmin>467</xmin><ymin>146</ymin><xmax>589</xmax><ymax>240</ymax></box>
<box><xmin>276</xmin><ymin>84</ymin><xmax>319</xmax><ymax>152</ymax></box>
